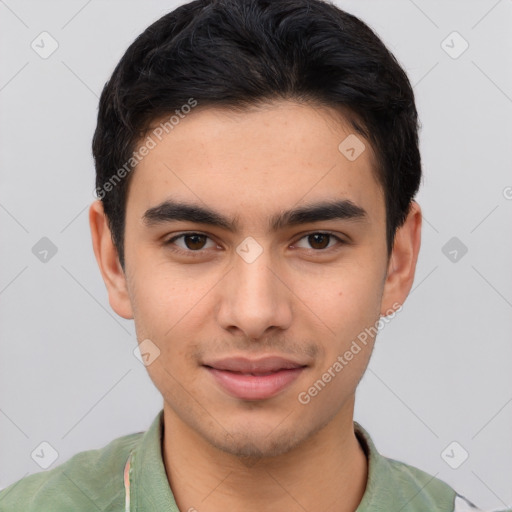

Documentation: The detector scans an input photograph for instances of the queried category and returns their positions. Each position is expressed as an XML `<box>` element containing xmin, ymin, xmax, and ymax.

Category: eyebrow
<box><xmin>142</xmin><ymin>198</ymin><xmax>368</xmax><ymax>232</ymax></box>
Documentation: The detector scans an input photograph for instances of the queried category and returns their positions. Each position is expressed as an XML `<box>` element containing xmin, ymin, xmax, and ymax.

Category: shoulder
<box><xmin>382</xmin><ymin>458</ymin><xmax>508</xmax><ymax>512</ymax></box>
<box><xmin>380</xmin><ymin>454</ymin><xmax>459</xmax><ymax>510</ymax></box>
<box><xmin>0</xmin><ymin>430</ymin><xmax>142</xmax><ymax>512</ymax></box>
<box><xmin>354</xmin><ymin>422</ymin><xmax>483</xmax><ymax>511</ymax></box>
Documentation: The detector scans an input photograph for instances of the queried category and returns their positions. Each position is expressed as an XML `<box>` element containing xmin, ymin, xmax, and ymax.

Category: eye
<box><xmin>292</xmin><ymin>232</ymin><xmax>345</xmax><ymax>251</ymax></box>
<box><xmin>165</xmin><ymin>233</ymin><xmax>218</xmax><ymax>254</ymax></box>
<box><xmin>164</xmin><ymin>231</ymin><xmax>346</xmax><ymax>257</ymax></box>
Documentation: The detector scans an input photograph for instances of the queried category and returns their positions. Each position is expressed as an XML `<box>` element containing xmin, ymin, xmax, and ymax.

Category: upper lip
<box><xmin>203</xmin><ymin>356</ymin><xmax>308</xmax><ymax>374</ymax></box>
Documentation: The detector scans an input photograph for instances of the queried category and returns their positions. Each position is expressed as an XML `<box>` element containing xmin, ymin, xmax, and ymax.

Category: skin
<box><xmin>89</xmin><ymin>100</ymin><xmax>421</xmax><ymax>512</ymax></box>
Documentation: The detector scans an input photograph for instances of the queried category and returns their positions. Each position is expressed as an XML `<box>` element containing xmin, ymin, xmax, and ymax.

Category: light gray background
<box><xmin>1</xmin><ymin>0</ymin><xmax>511</xmax><ymax>509</ymax></box>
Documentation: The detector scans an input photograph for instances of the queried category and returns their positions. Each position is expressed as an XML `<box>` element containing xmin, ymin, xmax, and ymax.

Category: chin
<box><xmin>212</xmin><ymin>427</ymin><xmax>304</xmax><ymax>460</ymax></box>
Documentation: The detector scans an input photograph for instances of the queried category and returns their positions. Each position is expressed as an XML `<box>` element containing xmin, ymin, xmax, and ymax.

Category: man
<box><xmin>0</xmin><ymin>1</ymin><xmax>507</xmax><ymax>511</ymax></box>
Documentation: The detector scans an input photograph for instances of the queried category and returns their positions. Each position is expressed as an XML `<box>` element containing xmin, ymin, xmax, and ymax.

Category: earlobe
<box><xmin>380</xmin><ymin>201</ymin><xmax>422</xmax><ymax>316</ymax></box>
<box><xmin>89</xmin><ymin>200</ymin><xmax>134</xmax><ymax>320</ymax></box>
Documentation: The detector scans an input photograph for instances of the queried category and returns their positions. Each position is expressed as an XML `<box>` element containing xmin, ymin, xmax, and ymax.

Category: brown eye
<box><xmin>165</xmin><ymin>233</ymin><xmax>217</xmax><ymax>253</ymax></box>
<box><xmin>182</xmin><ymin>234</ymin><xmax>208</xmax><ymax>250</ymax></box>
<box><xmin>307</xmin><ymin>233</ymin><xmax>330</xmax><ymax>250</ymax></box>
<box><xmin>293</xmin><ymin>232</ymin><xmax>344</xmax><ymax>251</ymax></box>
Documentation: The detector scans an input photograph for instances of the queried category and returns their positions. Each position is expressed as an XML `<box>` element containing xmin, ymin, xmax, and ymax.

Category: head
<box><xmin>90</xmin><ymin>0</ymin><xmax>422</xmax><ymax>459</ymax></box>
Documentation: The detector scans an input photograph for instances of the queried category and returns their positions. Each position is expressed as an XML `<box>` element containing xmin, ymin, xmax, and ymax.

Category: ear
<box><xmin>89</xmin><ymin>200</ymin><xmax>133</xmax><ymax>320</ymax></box>
<box><xmin>380</xmin><ymin>201</ymin><xmax>422</xmax><ymax>316</ymax></box>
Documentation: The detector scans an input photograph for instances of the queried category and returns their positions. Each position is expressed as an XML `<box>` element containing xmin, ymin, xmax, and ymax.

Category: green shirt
<box><xmin>0</xmin><ymin>409</ymin><xmax>503</xmax><ymax>511</ymax></box>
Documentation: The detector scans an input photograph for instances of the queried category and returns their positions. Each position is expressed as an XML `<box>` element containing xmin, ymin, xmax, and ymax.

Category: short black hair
<box><xmin>92</xmin><ymin>0</ymin><xmax>422</xmax><ymax>270</ymax></box>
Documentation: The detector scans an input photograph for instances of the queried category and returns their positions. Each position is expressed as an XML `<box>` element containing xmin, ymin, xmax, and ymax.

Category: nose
<box><xmin>216</xmin><ymin>244</ymin><xmax>293</xmax><ymax>340</ymax></box>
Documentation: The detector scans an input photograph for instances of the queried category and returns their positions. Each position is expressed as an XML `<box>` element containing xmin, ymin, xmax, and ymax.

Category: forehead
<box><xmin>125</xmin><ymin>101</ymin><xmax>384</xmax><ymax>228</ymax></box>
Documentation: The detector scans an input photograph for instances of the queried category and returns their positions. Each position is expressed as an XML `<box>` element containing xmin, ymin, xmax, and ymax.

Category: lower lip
<box><xmin>205</xmin><ymin>367</ymin><xmax>305</xmax><ymax>400</ymax></box>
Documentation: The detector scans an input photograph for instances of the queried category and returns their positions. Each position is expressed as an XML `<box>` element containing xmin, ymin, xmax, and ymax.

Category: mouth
<box><xmin>203</xmin><ymin>356</ymin><xmax>308</xmax><ymax>401</ymax></box>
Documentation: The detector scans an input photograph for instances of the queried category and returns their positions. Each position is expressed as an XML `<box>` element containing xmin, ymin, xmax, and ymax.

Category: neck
<box><xmin>161</xmin><ymin>399</ymin><xmax>368</xmax><ymax>512</ymax></box>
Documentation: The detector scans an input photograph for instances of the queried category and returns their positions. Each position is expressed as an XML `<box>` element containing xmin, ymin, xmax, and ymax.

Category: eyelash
<box><xmin>163</xmin><ymin>231</ymin><xmax>347</xmax><ymax>257</ymax></box>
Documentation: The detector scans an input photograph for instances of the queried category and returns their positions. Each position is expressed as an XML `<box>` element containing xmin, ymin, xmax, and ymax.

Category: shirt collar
<box><xmin>127</xmin><ymin>409</ymin><xmax>180</xmax><ymax>511</ymax></box>
<box><xmin>353</xmin><ymin>421</ymin><xmax>392</xmax><ymax>511</ymax></box>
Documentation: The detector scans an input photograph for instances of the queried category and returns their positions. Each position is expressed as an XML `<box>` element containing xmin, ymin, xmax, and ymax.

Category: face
<box><xmin>91</xmin><ymin>100</ymin><xmax>420</xmax><ymax>460</ymax></box>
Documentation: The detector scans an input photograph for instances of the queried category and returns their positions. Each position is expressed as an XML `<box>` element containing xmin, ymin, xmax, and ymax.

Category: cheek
<box><xmin>295</xmin><ymin>261</ymin><xmax>383</xmax><ymax>337</ymax></box>
<box><xmin>129</xmin><ymin>247</ymin><xmax>189</xmax><ymax>318</ymax></box>
<box><xmin>128</xmin><ymin>258</ymin><xmax>216</xmax><ymax>361</ymax></box>
<box><xmin>129</xmin><ymin>269</ymin><xmax>203</xmax><ymax>395</ymax></box>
